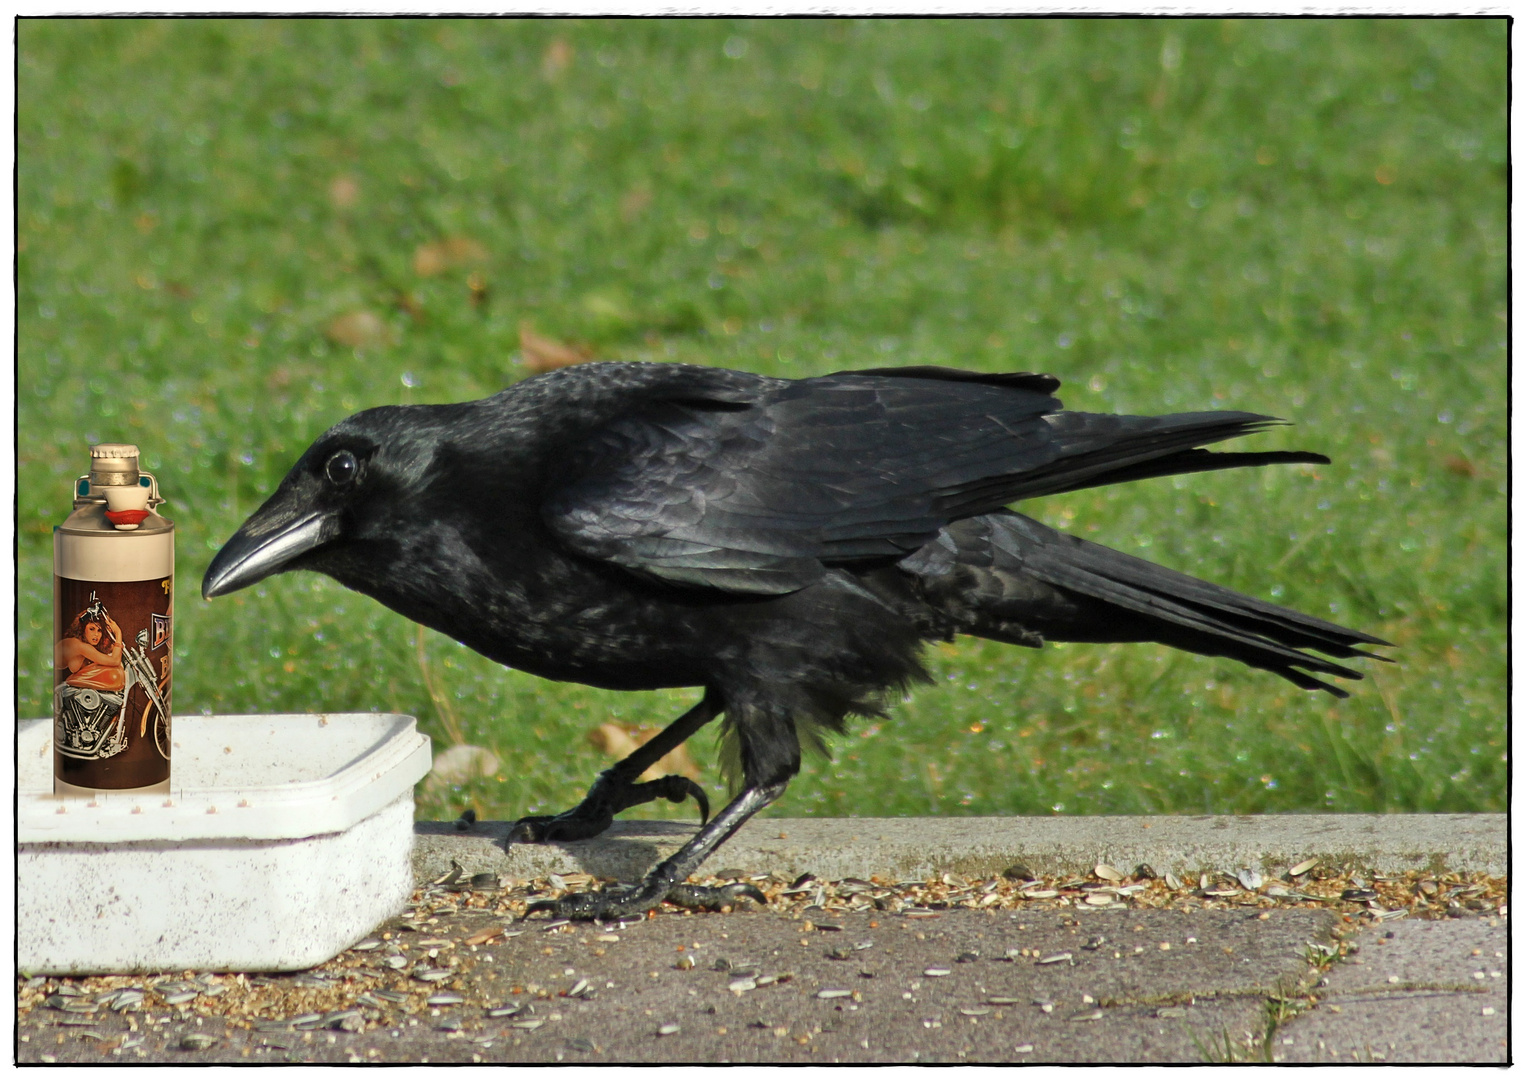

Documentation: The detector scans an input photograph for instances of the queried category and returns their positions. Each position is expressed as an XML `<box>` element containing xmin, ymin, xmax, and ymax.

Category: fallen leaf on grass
<box><xmin>414</xmin><ymin>236</ymin><xmax>488</xmax><ymax>278</ymax></box>
<box><xmin>519</xmin><ymin>323</ymin><xmax>593</xmax><ymax>373</ymax></box>
<box><xmin>327</xmin><ymin>309</ymin><xmax>390</xmax><ymax>349</ymax></box>
<box><xmin>542</xmin><ymin>39</ymin><xmax>574</xmax><ymax>80</ymax></box>
<box><xmin>425</xmin><ymin>744</ymin><xmax>501</xmax><ymax>791</ymax></box>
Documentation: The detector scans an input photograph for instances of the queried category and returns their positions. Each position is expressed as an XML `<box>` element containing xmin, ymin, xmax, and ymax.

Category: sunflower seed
<box><xmin>510</xmin><ymin>1018</ymin><xmax>545</xmax><ymax>1031</ymax></box>
<box><xmin>826</xmin><ymin>946</ymin><xmax>853</xmax><ymax>960</ymax></box>
<box><xmin>373</xmin><ymin>989</ymin><xmax>413</xmax><ymax>1004</ymax></box>
<box><xmin>436</xmin><ymin>1017</ymin><xmax>462</xmax><ymax>1033</ymax></box>
<box><xmin>1155</xmin><ymin>1006</ymin><xmax>1187</xmax><ymax>1018</ymax></box>
<box><xmin>1037</xmin><ymin>953</ymin><xmax>1073</xmax><ymax>965</ymax></box>
<box><xmin>1237</xmin><ymin>868</ymin><xmax>1265</xmax><ymax>891</ymax></box>
<box><xmin>1021</xmin><ymin>890</ymin><xmax>1059</xmax><ymax>900</ymax></box>
<box><xmin>290</xmin><ymin>1013</ymin><xmax>324</xmax><ymax>1030</ymax></box>
<box><xmin>382</xmin><ymin>956</ymin><xmax>408</xmax><ymax>970</ymax></box>
<box><xmin>728</xmin><ymin>979</ymin><xmax>757</xmax><ymax>994</ymax></box>
<box><xmin>817</xmin><ymin>989</ymin><xmax>852</xmax><ymax>999</ymax></box>
<box><xmin>656</xmin><ymin>1023</ymin><xmax>681</xmax><ymax>1036</ymax></box>
<box><xmin>1288</xmin><ymin>858</ymin><xmax>1320</xmax><ymax>878</ymax></box>
<box><xmin>1068</xmin><ymin>1008</ymin><xmax>1104</xmax><ymax>1022</ymax></box>
<box><xmin>47</xmin><ymin>997</ymin><xmax>97</xmax><ymax>1013</ymax></box>
<box><xmin>960</xmin><ymin>1007</ymin><xmax>992</xmax><ymax>1016</ymax></box>
<box><xmin>540</xmin><ymin>920</ymin><xmax>571</xmax><ymax>932</ymax></box>
<box><xmin>1164</xmin><ymin>872</ymin><xmax>1183</xmax><ymax>890</ymax></box>
<box><xmin>427</xmin><ymin>993</ymin><xmax>465</xmax><ymax>1006</ymax></box>
<box><xmin>350</xmin><ymin>939</ymin><xmax>383</xmax><ymax>951</ymax></box>
<box><xmin>923</xmin><ymin>968</ymin><xmax>952</xmax><ymax>977</ymax></box>
<box><xmin>1374</xmin><ymin>907</ymin><xmax>1410</xmax><ymax>922</ymax></box>
<box><xmin>986</xmin><ymin>995</ymin><xmax>1022</xmax><ymax>1005</ymax></box>
<box><xmin>487</xmin><ymin>1004</ymin><xmax>522</xmax><ymax>1018</ymax></box>
<box><xmin>325</xmin><ymin>1010</ymin><xmax>365</xmax><ymax>1031</ymax></box>
<box><xmin>955</xmin><ymin>951</ymin><xmax>980</xmax><ymax>963</ymax></box>
<box><xmin>104</xmin><ymin>989</ymin><xmax>145</xmax><ymax>1012</ymax></box>
<box><xmin>1342</xmin><ymin>888</ymin><xmax>1378</xmax><ymax>902</ymax></box>
<box><xmin>854</xmin><ymin>940</ymin><xmax>875</xmax><ymax>951</ymax></box>
<box><xmin>161</xmin><ymin>990</ymin><xmax>200</xmax><ymax>1005</ymax></box>
<box><xmin>1084</xmin><ymin>893</ymin><xmax>1116</xmax><ymax>906</ymax></box>
<box><xmin>178</xmin><ymin>1033</ymin><xmax>218</xmax><ymax>1051</ymax></box>
<box><xmin>355</xmin><ymin>994</ymin><xmax>390</xmax><ymax>1010</ymax></box>
<box><xmin>1093</xmin><ymin>863</ymin><xmax>1124</xmax><ymax>882</ymax></box>
<box><xmin>413</xmin><ymin>968</ymin><xmax>453</xmax><ymax>983</ymax></box>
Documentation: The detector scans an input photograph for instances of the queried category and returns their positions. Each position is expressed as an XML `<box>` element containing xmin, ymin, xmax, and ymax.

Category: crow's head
<box><xmin>201</xmin><ymin>405</ymin><xmax>446</xmax><ymax>600</ymax></box>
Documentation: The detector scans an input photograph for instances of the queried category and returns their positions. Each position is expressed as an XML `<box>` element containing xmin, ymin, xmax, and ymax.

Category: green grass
<box><xmin>18</xmin><ymin>18</ymin><xmax>1505</xmax><ymax>822</ymax></box>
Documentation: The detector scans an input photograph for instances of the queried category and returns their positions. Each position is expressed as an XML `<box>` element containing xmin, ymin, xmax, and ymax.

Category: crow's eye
<box><xmin>325</xmin><ymin>449</ymin><xmax>359</xmax><ymax>486</ymax></box>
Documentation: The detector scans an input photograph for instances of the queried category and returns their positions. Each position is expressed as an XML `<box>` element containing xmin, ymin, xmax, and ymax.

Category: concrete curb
<box><xmin>413</xmin><ymin>813</ymin><xmax>1506</xmax><ymax>885</ymax></box>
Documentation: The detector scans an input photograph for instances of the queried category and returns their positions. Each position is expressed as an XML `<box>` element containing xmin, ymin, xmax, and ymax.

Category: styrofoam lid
<box><xmin>19</xmin><ymin>714</ymin><xmax>432</xmax><ymax>843</ymax></box>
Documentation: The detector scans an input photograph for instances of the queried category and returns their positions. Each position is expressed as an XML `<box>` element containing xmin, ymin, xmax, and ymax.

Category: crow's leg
<box><xmin>505</xmin><ymin>689</ymin><xmax>721</xmax><ymax>845</ymax></box>
<box><xmin>523</xmin><ymin>779</ymin><xmax>784</xmax><ymax>921</ymax></box>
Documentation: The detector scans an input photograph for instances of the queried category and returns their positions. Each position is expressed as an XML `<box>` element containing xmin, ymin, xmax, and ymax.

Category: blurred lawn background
<box><xmin>18</xmin><ymin>18</ymin><xmax>1505</xmax><ymax>821</ymax></box>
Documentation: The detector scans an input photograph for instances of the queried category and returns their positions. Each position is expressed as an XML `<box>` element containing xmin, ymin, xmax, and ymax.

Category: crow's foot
<box><xmin>522</xmin><ymin>880</ymin><xmax>766</xmax><ymax>922</ymax></box>
<box><xmin>505</xmin><ymin>770</ymin><xmax>710</xmax><ymax>845</ymax></box>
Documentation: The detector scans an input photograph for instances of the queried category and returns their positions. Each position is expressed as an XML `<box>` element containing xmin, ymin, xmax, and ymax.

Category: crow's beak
<box><xmin>202</xmin><ymin>505</ymin><xmax>339</xmax><ymax>600</ymax></box>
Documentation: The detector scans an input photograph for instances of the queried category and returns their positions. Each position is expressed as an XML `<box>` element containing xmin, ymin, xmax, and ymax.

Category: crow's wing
<box><xmin>542</xmin><ymin>370</ymin><xmax>1067</xmax><ymax>594</ymax></box>
<box><xmin>542</xmin><ymin>367</ymin><xmax>1307</xmax><ymax>595</ymax></box>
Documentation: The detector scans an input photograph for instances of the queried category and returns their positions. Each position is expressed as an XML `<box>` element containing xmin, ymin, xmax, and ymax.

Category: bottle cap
<box><xmin>89</xmin><ymin>444</ymin><xmax>141</xmax><ymax>487</ymax></box>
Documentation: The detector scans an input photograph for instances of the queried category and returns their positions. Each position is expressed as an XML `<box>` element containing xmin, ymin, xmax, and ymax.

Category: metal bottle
<box><xmin>53</xmin><ymin>444</ymin><xmax>174</xmax><ymax>794</ymax></box>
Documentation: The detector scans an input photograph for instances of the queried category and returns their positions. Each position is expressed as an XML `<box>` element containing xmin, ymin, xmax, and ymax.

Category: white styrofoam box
<box><xmin>18</xmin><ymin>713</ymin><xmax>432</xmax><ymax>975</ymax></box>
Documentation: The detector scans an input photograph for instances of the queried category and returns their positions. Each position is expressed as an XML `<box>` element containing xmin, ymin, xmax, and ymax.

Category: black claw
<box><xmin>506</xmin><ymin>772</ymin><xmax>710</xmax><ymax>849</ymax></box>
<box><xmin>652</xmin><ymin>774</ymin><xmax>710</xmax><ymax>824</ymax></box>
<box><xmin>664</xmin><ymin>881</ymin><xmax>768</xmax><ymax>911</ymax></box>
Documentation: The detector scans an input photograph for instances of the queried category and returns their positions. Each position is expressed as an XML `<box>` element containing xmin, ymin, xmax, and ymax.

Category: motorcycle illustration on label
<box><xmin>54</xmin><ymin>588</ymin><xmax>171</xmax><ymax>768</ymax></box>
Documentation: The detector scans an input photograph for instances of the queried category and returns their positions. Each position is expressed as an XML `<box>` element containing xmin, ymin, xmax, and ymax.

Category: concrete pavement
<box><xmin>16</xmin><ymin>814</ymin><xmax>1508</xmax><ymax>1064</ymax></box>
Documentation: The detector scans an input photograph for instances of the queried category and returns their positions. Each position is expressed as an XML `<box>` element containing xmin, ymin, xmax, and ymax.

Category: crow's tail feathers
<box><xmin>913</xmin><ymin>512</ymin><xmax>1390</xmax><ymax>697</ymax></box>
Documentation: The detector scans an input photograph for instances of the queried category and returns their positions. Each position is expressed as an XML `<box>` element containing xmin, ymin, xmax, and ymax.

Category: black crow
<box><xmin>203</xmin><ymin>362</ymin><xmax>1388</xmax><ymax>919</ymax></box>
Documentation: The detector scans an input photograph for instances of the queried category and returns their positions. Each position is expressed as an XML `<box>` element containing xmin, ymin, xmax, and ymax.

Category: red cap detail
<box><xmin>104</xmin><ymin>509</ymin><xmax>151</xmax><ymax>526</ymax></box>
